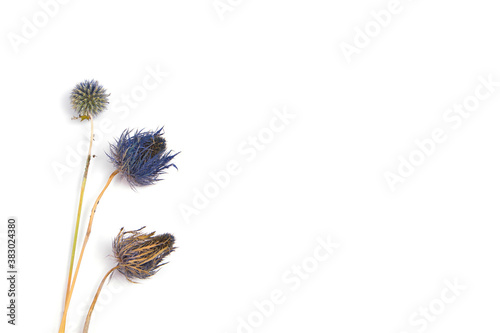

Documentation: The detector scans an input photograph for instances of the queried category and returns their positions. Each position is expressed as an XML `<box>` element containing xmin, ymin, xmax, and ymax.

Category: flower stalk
<box><xmin>59</xmin><ymin>116</ymin><xmax>94</xmax><ymax>332</ymax></box>
<box><xmin>58</xmin><ymin>169</ymin><xmax>119</xmax><ymax>333</ymax></box>
<box><xmin>82</xmin><ymin>266</ymin><xmax>118</xmax><ymax>333</ymax></box>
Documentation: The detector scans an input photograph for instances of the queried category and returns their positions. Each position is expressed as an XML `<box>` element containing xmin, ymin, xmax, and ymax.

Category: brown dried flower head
<box><xmin>113</xmin><ymin>227</ymin><xmax>175</xmax><ymax>282</ymax></box>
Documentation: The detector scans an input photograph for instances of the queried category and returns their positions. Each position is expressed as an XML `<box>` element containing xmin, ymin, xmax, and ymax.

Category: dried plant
<box><xmin>59</xmin><ymin>80</ymin><xmax>109</xmax><ymax>333</ymax></box>
<box><xmin>113</xmin><ymin>227</ymin><xmax>176</xmax><ymax>281</ymax></box>
<box><xmin>70</xmin><ymin>80</ymin><xmax>110</xmax><ymax>119</ymax></box>
<box><xmin>59</xmin><ymin>128</ymin><xmax>179</xmax><ymax>333</ymax></box>
<box><xmin>83</xmin><ymin>227</ymin><xmax>176</xmax><ymax>332</ymax></box>
<box><xmin>108</xmin><ymin>128</ymin><xmax>179</xmax><ymax>187</ymax></box>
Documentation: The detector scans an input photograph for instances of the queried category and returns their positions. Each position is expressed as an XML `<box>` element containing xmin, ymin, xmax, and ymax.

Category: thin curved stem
<box><xmin>59</xmin><ymin>116</ymin><xmax>94</xmax><ymax>333</ymax></box>
<box><xmin>58</xmin><ymin>169</ymin><xmax>120</xmax><ymax>333</ymax></box>
<box><xmin>83</xmin><ymin>266</ymin><xmax>119</xmax><ymax>333</ymax></box>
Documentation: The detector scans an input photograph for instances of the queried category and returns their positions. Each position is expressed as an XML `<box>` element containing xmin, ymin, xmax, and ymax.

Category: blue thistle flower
<box><xmin>70</xmin><ymin>80</ymin><xmax>110</xmax><ymax>119</ymax></box>
<box><xmin>107</xmin><ymin>128</ymin><xmax>179</xmax><ymax>187</ymax></box>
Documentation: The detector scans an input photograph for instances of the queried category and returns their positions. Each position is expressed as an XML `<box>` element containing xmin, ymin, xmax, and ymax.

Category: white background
<box><xmin>1</xmin><ymin>0</ymin><xmax>500</xmax><ymax>332</ymax></box>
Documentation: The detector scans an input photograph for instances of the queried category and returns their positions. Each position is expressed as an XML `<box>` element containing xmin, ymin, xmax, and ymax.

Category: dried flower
<box><xmin>83</xmin><ymin>227</ymin><xmax>175</xmax><ymax>332</ymax></box>
<box><xmin>59</xmin><ymin>80</ymin><xmax>110</xmax><ymax>333</ymax></box>
<box><xmin>70</xmin><ymin>80</ymin><xmax>110</xmax><ymax>119</ymax></box>
<box><xmin>107</xmin><ymin>127</ymin><xmax>179</xmax><ymax>187</ymax></box>
<box><xmin>113</xmin><ymin>227</ymin><xmax>176</xmax><ymax>281</ymax></box>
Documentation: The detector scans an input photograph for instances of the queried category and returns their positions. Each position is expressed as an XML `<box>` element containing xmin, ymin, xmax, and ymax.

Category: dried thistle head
<box><xmin>107</xmin><ymin>128</ymin><xmax>179</xmax><ymax>187</ymax></box>
<box><xmin>70</xmin><ymin>80</ymin><xmax>110</xmax><ymax>119</ymax></box>
<box><xmin>113</xmin><ymin>227</ymin><xmax>175</xmax><ymax>282</ymax></box>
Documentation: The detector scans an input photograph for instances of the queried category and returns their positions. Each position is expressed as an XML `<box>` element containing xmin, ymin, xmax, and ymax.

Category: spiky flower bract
<box><xmin>108</xmin><ymin>127</ymin><xmax>179</xmax><ymax>187</ymax></box>
<box><xmin>113</xmin><ymin>227</ymin><xmax>175</xmax><ymax>282</ymax></box>
<box><xmin>70</xmin><ymin>80</ymin><xmax>110</xmax><ymax>119</ymax></box>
